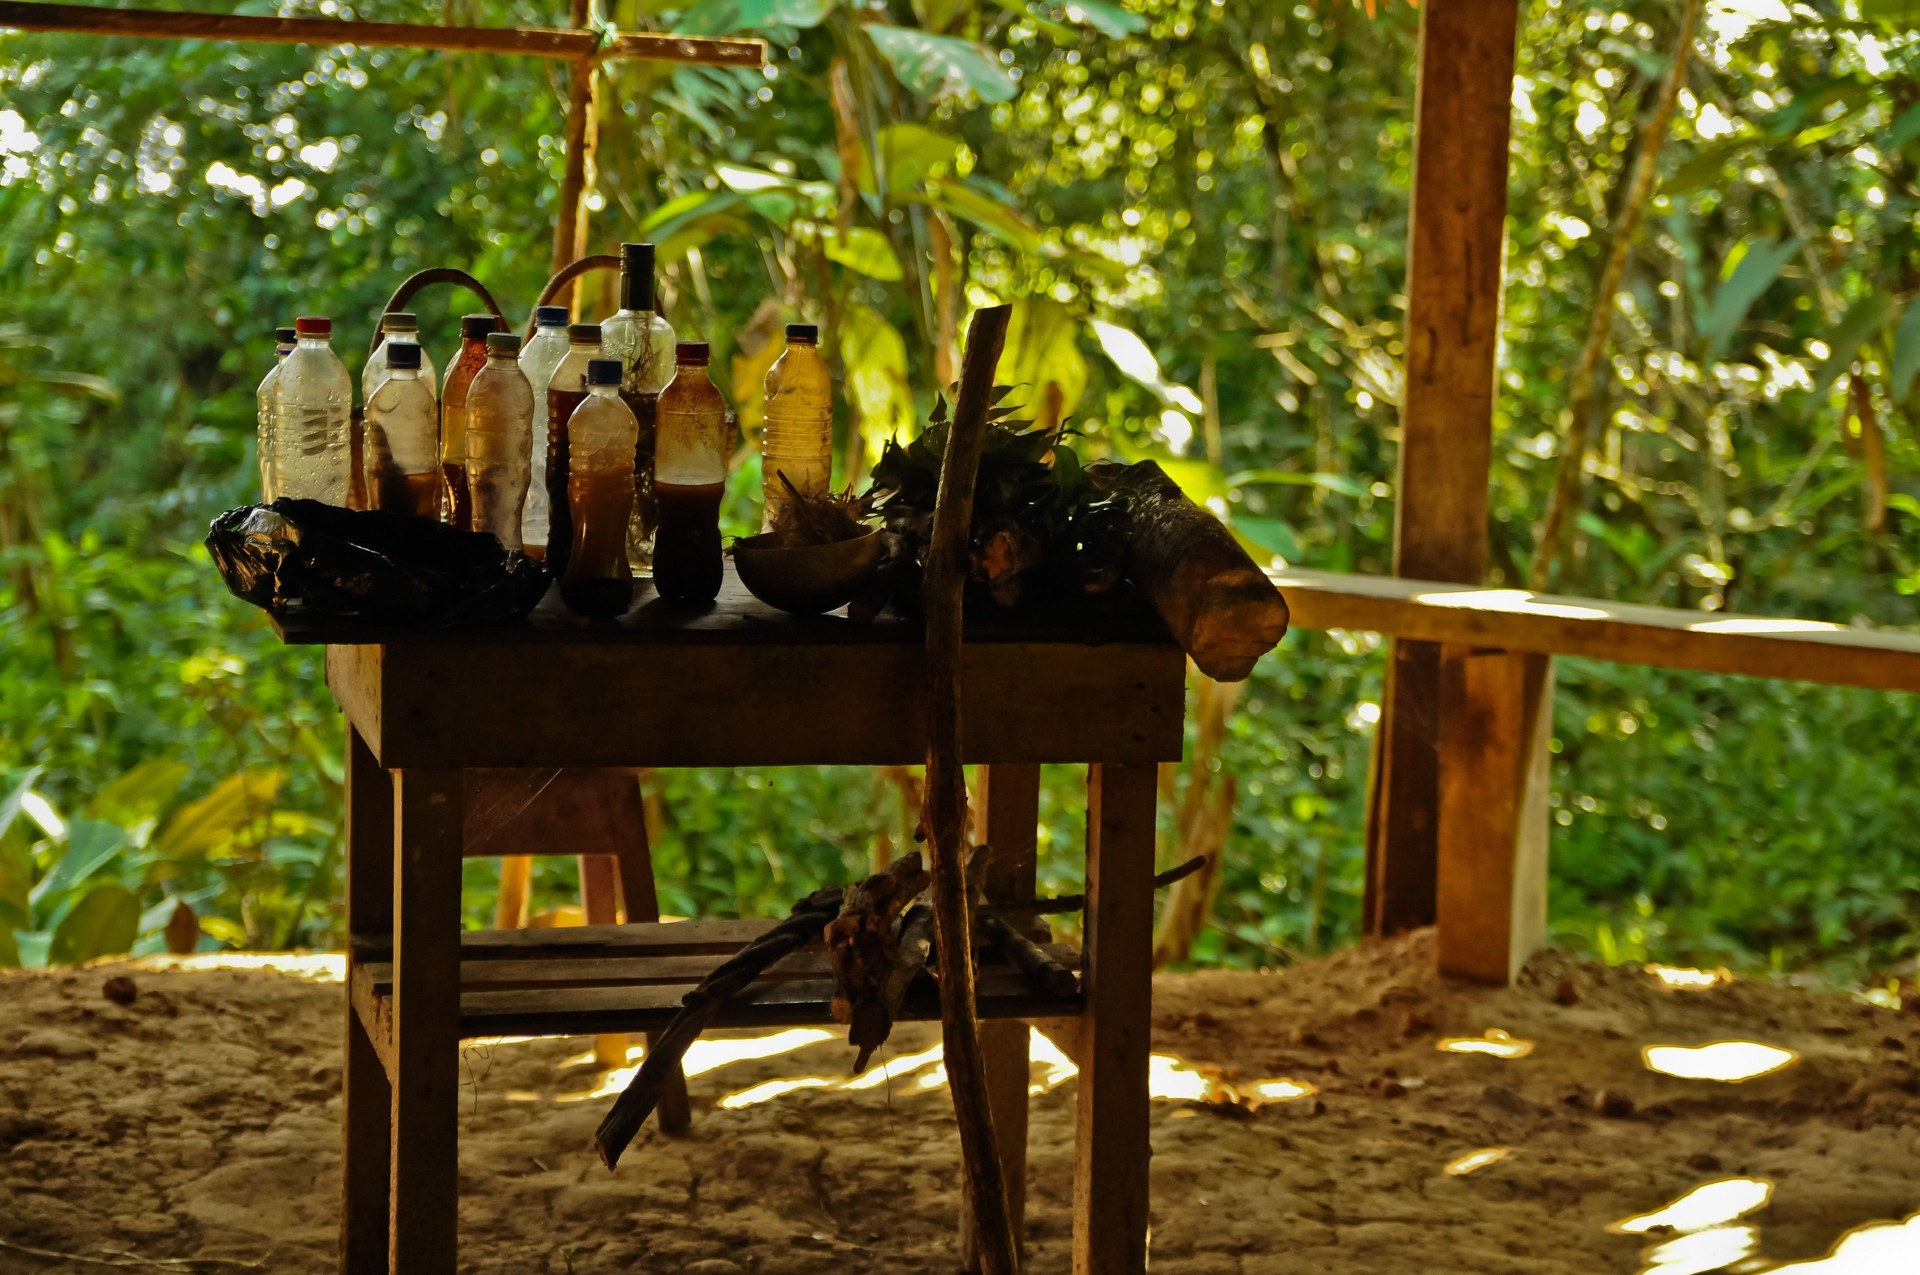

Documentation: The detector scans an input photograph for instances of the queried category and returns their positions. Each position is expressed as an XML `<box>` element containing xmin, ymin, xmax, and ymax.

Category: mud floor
<box><xmin>3</xmin><ymin>932</ymin><xmax>1918</xmax><ymax>1274</ymax></box>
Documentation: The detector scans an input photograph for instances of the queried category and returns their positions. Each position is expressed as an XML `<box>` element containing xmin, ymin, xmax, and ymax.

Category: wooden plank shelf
<box><xmin>347</xmin><ymin>919</ymin><xmax>1084</xmax><ymax>1063</ymax></box>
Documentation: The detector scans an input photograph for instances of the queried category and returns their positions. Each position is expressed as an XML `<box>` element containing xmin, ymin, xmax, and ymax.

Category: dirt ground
<box><xmin>2</xmin><ymin>932</ymin><xmax>1918</xmax><ymax>1274</ymax></box>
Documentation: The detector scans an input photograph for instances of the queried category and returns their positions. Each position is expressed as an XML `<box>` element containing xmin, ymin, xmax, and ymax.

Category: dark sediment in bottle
<box><xmin>372</xmin><ymin>469</ymin><xmax>439</xmax><ymax>519</ymax></box>
<box><xmin>563</xmin><ymin>469</ymin><xmax>635</xmax><ymax>618</ymax></box>
<box><xmin>652</xmin><ymin>480</ymin><xmax>725</xmax><ymax>603</ymax></box>
<box><xmin>545</xmin><ymin>386</ymin><xmax>589</xmax><ymax>579</ymax></box>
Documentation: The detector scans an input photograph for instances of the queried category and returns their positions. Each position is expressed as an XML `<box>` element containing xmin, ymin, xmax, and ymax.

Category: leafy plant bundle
<box><xmin>867</xmin><ymin>387</ymin><xmax>1129</xmax><ymax>608</ymax></box>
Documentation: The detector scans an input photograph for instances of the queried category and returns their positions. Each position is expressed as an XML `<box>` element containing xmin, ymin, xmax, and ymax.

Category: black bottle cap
<box><xmin>461</xmin><ymin>313</ymin><xmax>495</xmax><ymax>340</ymax></box>
<box><xmin>620</xmin><ymin>241</ymin><xmax>657</xmax><ymax>312</ymax></box>
<box><xmin>275</xmin><ymin>326</ymin><xmax>298</xmax><ymax>344</ymax></box>
<box><xmin>486</xmin><ymin>332</ymin><xmax>521</xmax><ymax>356</ymax></box>
<box><xmin>535</xmin><ymin>305</ymin><xmax>569</xmax><ymax>326</ymax></box>
<box><xmin>587</xmin><ymin>357</ymin><xmax>624</xmax><ymax>387</ymax></box>
<box><xmin>569</xmin><ymin>323</ymin><xmax>602</xmax><ymax>344</ymax></box>
<box><xmin>386</xmin><ymin>342</ymin><xmax>422</xmax><ymax>370</ymax></box>
<box><xmin>786</xmin><ymin>323</ymin><xmax>819</xmax><ymax>344</ymax></box>
<box><xmin>675</xmin><ymin>341</ymin><xmax>710</xmax><ymax>364</ymax></box>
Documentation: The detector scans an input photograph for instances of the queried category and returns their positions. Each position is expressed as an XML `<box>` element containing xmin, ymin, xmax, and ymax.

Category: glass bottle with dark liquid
<box><xmin>362</xmin><ymin>341</ymin><xmax>440</xmax><ymax>518</ymax></box>
<box><xmin>653</xmin><ymin>342</ymin><xmax>731</xmax><ymax>604</ymax></box>
<box><xmin>439</xmin><ymin>312</ymin><xmax>497</xmax><ymax>528</ymax></box>
<box><xmin>561</xmin><ymin>358</ymin><xmax>639</xmax><ymax>619</ymax></box>
<box><xmin>544</xmin><ymin>323</ymin><xmax>604</xmax><ymax>581</ymax></box>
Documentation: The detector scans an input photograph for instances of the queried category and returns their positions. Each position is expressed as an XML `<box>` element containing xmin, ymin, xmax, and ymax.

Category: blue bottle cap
<box><xmin>535</xmin><ymin>305</ymin><xmax>569</xmax><ymax>327</ymax></box>
<box><xmin>587</xmin><ymin>358</ymin><xmax>623</xmax><ymax>387</ymax></box>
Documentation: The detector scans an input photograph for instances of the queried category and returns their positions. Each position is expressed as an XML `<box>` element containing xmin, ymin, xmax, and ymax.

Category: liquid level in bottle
<box><xmin>441</xmin><ymin>462</ymin><xmax>471</xmax><ymax>530</ymax></box>
<box><xmin>545</xmin><ymin>387</ymin><xmax>588</xmax><ymax>579</ymax></box>
<box><xmin>652</xmin><ymin>481</ymin><xmax>725</xmax><ymax>604</ymax></box>
<box><xmin>369</xmin><ymin>469</ymin><xmax>439</xmax><ymax>519</ymax></box>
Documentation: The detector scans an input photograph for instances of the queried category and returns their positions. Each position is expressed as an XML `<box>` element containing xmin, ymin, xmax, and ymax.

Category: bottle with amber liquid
<box><xmin>544</xmin><ymin>323</ymin><xmax>603</xmax><ymax>580</ymax></box>
<box><xmin>653</xmin><ymin>342</ymin><xmax>731</xmax><ymax>604</ymax></box>
<box><xmin>466</xmin><ymin>332</ymin><xmax>534</xmax><ymax>552</ymax></box>
<box><xmin>439</xmin><ymin>312</ymin><xmax>497</xmax><ymax>528</ymax></box>
<box><xmin>561</xmin><ymin>358</ymin><xmax>639</xmax><ymax>619</ymax></box>
<box><xmin>362</xmin><ymin>341</ymin><xmax>440</xmax><ymax>518</ymax></box>
<box><xmin>599</xmin><ymin>241</ymin><xmax>676</xmax><ymax>574</ymax></box>
<box><xmin>760</xmin><ymin>322</ymin><xmax>832</xmax><ymax>530</ymax></box>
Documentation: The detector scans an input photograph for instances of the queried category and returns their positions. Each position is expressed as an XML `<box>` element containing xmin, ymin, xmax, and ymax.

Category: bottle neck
<box><xmin>485</xmin><ymin>354</ymin><xmax>515</xmax><ymax>368</ymax></box>
<box><xmin>588</xmin><ymin>383</ymin><xmax>620</xmax><ymax>397</ymax></box>
<box><xmin>621</xmin><ymin>266</ymin><xmax>655</xmax><ymax>313</ymax></box>
<box><xmin>390</xmin><ymin>368</ymin><xmax>421</xmax><ymax>381</ymax></box>
<box><xmin>788</xmin><ymin>340</ymin><xmax>817</xmax><ymax>355</ymax></box>
<box><xmin>298</xmin><ymin>335</ymin><xmax>330</xmax><ymax>349</ymax></box>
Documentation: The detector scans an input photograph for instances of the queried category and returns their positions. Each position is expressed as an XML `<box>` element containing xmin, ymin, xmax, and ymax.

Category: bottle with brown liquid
<box><xmin>361</xmin><ymin>341</ymin><xmax>440</xmax><ymax>518</ymax></box>
<box><xmin>465</xmin><ymin>333</ymin><xmax>534</xmax><ymax>552</ymax></box>
<box><xmin>653</xmin><ymin>342</ymin><xmax>731</xmax><ymax>604</ymax></box>
<box><xmin>439</xmin><ymin>312</ymin><xmax>497</xmax><ymax>528</ymax></box>
<box><xmin>561</xmin><ymin>358</ymin><xmax>639</xmax><ymax>619</ymax></box>
<box><xmin>544</xmin><ymin>323</ymin><xmax>604</xmax><ymax>581</ymax></box>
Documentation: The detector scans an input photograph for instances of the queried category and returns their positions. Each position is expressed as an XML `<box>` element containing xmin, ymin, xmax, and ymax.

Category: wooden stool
<box><xmin>314</xmin><ymin>569</ymin><xmax>1182</xmax><ymax>1274</ymax></box>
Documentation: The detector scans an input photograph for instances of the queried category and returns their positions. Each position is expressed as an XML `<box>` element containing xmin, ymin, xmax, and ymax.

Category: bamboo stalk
<box><xmin>0</xmin><ymin>1</ymin><xmax>764</xmax><ymax>66</ymax></box>
<box><xmin>922</xmin><ymin>303</ymin><xmax>1018</xmax><ymax>1275</ymax></box>
<box><xmin>550</xmin><ymin>0</ymin><xmax>601</xmax><ymax>295</ymax></box>
<box><xmin>1527</xmin><ymin>0</ymin><xmax>1703</xmax><ymax>590</ymax></box>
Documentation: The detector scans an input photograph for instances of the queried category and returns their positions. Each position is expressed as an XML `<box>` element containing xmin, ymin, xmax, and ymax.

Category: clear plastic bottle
<box><xmin>440</xmin><ymin>312</ymin><xmax>497</xmax><ymax>528</ymax></box>
<box><xmin>760</xmin><ymin>322</ymin><xmax>832</xmax><ymax>530</ymax></box>
<box><xmin>544</xmin><ymin>323</ymin><xmax>604</xmax><ymax>582</ymax></box>
<box><xmin>362</xmin><ymin>311</ymin><xmax>439</xmax><ymax>404</ymax></box>
<box><xmin>516</xmin><ymin>305</ymin><xmax>572</xmax><ymax>560</ymax></box>
<box><xmin>466</xmin><ymin>332</ymin><xmax>534</xmax><ymax>553</ymax></box>
<box><xmin>653</xmin><ymin>342</ymin><xmax>732</xmax><ymax>604</ymax></box>
<box><xmin>561</xmin><ymin>358</ymin><xmax>639</xmax><ymax>619</ymax></box>
<box><xmin>256</xmin><ymin>324</ymin><xmax>295</xmax><ymax>501</ymax></box>
<box><xmin>599</xmin><ymin>242</ymin><xmax>676</xmax><ymax>573</ymax></box>
<box><xmin>362</xmin><ymin>341</ymin><xmax>440</xmax><ymax>519</ymax></box>
<box><xmin>270</xmin><ymin>315</ymin><xmax>353</xmax><ymax>505</ymax></box>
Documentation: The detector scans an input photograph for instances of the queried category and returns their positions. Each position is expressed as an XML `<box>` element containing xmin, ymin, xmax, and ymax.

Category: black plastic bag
<box><xmin>206</xmin><ymin>499</ymin><xmax>547</xmax><ymax>630</ymax></box>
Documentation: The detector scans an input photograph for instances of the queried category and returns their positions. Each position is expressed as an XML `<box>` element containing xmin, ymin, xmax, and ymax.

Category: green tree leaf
<box><xmin>1698</xmin><ymin>236</ymin><xmax>1801</xmax><ymax>356</ymax></box>
<box><xmin>862</xmin><ymin>24</ymin><xmax>1018</xmax><ymax>102</ymax></box>
<box><xmin>841</xmin><ymin>302</ymin><xmax>916</xmax><ymax>456</ymax></box>
<box><xmin>48</xmin><ymin>884</ymin><xmax>139</xmax><ymax>965</ymax></box>
<box><xmin>1810</xmin><ymin>294</ymin><xmax>1894</xmax><ymax>397</ymax></box>
<box><xmin>996</xmin><ymin>297</ymin><xmax>1089</xmax><ymax>422</ymax></box>
<box><xmin>1891</xmin><ymin>299</ymin><xmax>1920</xmax><ymax>400</ymax></box>
<box><xmin>823</xmin><ymin>226</ymin><xmax>904</xmax><ymax>280</ymax></box>
<box><xmin>875</xmin><ymin>123</ymin><xmax>961</xmax><ymax>197</ymax></box>
<box><xmin>84</xmin><ymin>759</ymin><xmax>189</xmax><ymax>831</ymax></box>
<box><xmin>0</xmin><ymin>923</ymin><xmax>18</xmax><ymax>969</ymax></box>
<box><xmin>151</xmin><ymin>769</ymin><xmax>280</xmax><ymax>860</ymax></box>
<box><xmin>1063</xmin><ymin>0</ymin><xmax>1146</xmax><ymax>38</ymax></box>
<box><xmin>925</xmin><ymin>179</ymin><xmax>1044</xmax><ymax>252</ymax></box>
<box><xmin>30</xmin><ymin>820</ymin><xmax>128</xmax><ymax>913</ymax></box>
<box><xmin>1860</xmin><ymin>0</ymin><xmax>1920</xmax><ymax>29</ymax></box>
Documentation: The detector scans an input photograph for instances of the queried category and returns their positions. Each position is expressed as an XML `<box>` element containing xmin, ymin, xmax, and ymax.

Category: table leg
<box><xmin>342</xmin><ymin>727</ymin><xmax>392</xmax><ymax>1275</ymax></box>
<box><xmin>1073</xmin><ymin>762</ymin><xmax>1155</xmax><ymax>1275</ymax></box>
<box><xmin>578</xmin><ymin>853</ymin><xmax>630</xmax><ymax>1071</ymax></box>
<box><xmin>611</xmin><ymin>785</ymin><xmax>692</xmax><ymax>1132</ymax></box>
<box><xmin>962</xmin><ymin>763</ymin><xmax>1041</xmax><ymax>1266</ymax></box>
<box><xmin>389</xmin><ymin>769</ymin><xmax>463</xmax><ymax>1275</ymax></box>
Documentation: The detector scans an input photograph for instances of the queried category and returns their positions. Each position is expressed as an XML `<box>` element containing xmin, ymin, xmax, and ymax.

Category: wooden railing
<box><xmin>1270</xmin><ymin>568</ymin><xmax>1920</xmax><ymax>984</ymax></box>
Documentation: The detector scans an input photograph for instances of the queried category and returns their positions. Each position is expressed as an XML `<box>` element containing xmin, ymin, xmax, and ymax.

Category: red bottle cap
<box><xmin>294</xmin><ymin>316</ymin><xmax>331</xmax><ymax>336</ymax></box>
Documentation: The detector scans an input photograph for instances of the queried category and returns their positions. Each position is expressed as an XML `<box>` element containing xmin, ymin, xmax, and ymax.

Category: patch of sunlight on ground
<box><xmin>1436</xmin><ymin>1028</ymin><xmax>1534</xmax><ymax>1059</ymax></box>
<box><xmin>1641</xmin><ymin>1225</ymin><xmax>1761</xmax><ymax>1275</ymax></box>
<box><xmin>1770</xmin><ymin>1210</ymin><xmax>1920</xmax><ymax>1272</ymax></box>
<box><xmin>1646</xmin><ymin>963</ymin><xmax>1732</xmax><ymax>990</ymax></box>
<box><xmin>1613</xmin><ymin>1178</ymin><xmax>1774</xmax><ymax>1235</ymax></box>
<box><xmin>1443</xmin><ymin>1148</ymin><xmax>1511</xmax><ymax>1177</ymax></box>
<box><xmin>115</xmin><ymin>952</ymin><xmax>345</xmax><ymax>982</ymax></box>
<box><xmin>1642</xmin><ymin>1041</ymin><xmax>1797</xmax><ymax>1082</ymax></box>
<box><xmin>556</xmin><ymin>1027</ymin><xmax>839</xmax><ymax>1103</ymax></box>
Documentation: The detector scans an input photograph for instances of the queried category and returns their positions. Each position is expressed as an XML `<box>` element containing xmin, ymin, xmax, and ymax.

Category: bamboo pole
<box><xmin>0</xmin><ymin>1</ymin><xmax>764</xmax><ymax>67</ymax></box>
<box><xmin>549</xmin><ymin>0</ymin><xmax>602</xmax><ymax>295</ymax></box>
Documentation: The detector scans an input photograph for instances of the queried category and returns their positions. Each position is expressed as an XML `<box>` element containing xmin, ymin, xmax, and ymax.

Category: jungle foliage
<box><xmin>2</xmin><ymin>0</ymin><xmax>1919</xmax><ymax>983</ymax></box>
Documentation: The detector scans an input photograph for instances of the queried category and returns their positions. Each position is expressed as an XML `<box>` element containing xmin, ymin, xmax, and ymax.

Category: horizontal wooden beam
<box><xmin>1273</xmin><ymin>567</ymin><xmax>1920</xmax><ymax>694</ymax></box>
<box><xmin>0</xmin><ymin>1</ymin><xmax>766</xmax><ymax>66</ymax></box>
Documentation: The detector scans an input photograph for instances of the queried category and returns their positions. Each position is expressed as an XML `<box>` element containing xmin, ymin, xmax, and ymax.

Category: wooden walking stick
<box><xmin>922</xmin><ymin>304</ymin><xmax>1020</xmax><ymax>1275</ymax></box>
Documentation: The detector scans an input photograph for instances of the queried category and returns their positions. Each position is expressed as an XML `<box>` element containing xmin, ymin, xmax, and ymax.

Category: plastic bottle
<box><xmin>653</xmin><ymin>342</ymin><xmax>732</xmax><ymax>604</ymax></box>
<box><xmin>543</xmin><ymin>323</ymin><xmax>604</xmax><ymax>581</ymax></box>
<box><xmin>361</xmin><ymin>342</ymin><xmax>440</xmax><ymax>519</ymax></box>
<box><xmin>760</xmin><ymin>322</ymin><xmax>832</xmax><ymax>530</ymax></box>
<box><xmin>362</xmin><ymin>311</ymin><xmax>439</xmax><ymax>404</ymax></box>
<box><xmin>270</xmin><ymin>315</ymin><xmax>353</xmax><ymax>505</ymax></box>
<box><xmin>440</xmin><ymin>312</ymin><xmax>497</xmax><ymax>528</ymax></box>
<box><xmin>465</xmin><ymin>332</ymin><xmax>535</xmax><ymax>553</ymax></box>
<box><xmin>256</xmin><ymin>324</ymin><xmax>295</xmax><ymax>501</ymax></box>
<box><xmin>516</xmin><ymin>305</ymin><xmax>572</xmax><ymax>560</ymax></box>
<box><xmin>599</xmin><ymin>242</ymin><xmax>676</xmax><ymax>574</ymax></box>
<box><xmin>561</xmin><ymin>358</ymin><xmax>639</xmax><ymax>619</ymax></box>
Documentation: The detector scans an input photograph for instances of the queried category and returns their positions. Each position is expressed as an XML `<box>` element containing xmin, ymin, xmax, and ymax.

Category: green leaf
<box><xmin>1889</xmin><ymin>101</ymin><xmax>1920</xmax><ymax>150</ymax></box>
<box><xmin>1062</xmin><ymin>0</ymin><xmax>1146</xmax><ymax>37</ymax></box>
<box><xmin>1229</xmin><ymin>515</ymin><xmax>1302</xmax><ymax>563</ymax></box>
<box><xmin>862</xmin><ymin>24</ymin><xmax>1018</xmax><ymax>102</ymax></box>
<box><xmin>0</xmin><ymin>924</ymin><xmax>17</xmax><ymax>969</ymax></box>
<box><xmin>48</xmin><ymin>884</ymin><xmax>139</xmax><ymax>965</ymax></box>
<box><xmin>996</xmin><ymin>297</ymin><xmax>1089</xmax><ymax>423</ymax></box>
<box><xmin>1892</xmin><ymin>299</ymin><xmax>1920</xmax><ymax>400</ymax></box>
<box><xmin>198</xmin><ymin>914</ymin><xmax>248</xmax><ymax>946</ymax></box>
<box><xmin>823</xmin><ymin>225</ymin><xmax>903</xmax><ymax>280</ymax></box>
<box><xmin>841</xmin><ymin>303</ymin><xmax>916</xmax><ymax>455</ymax></box>
<box><xmin>1698</xmin><ymin>236</ymin><xmax>1801</xmax><ymax>356</ymax></box>
<box><xmin>732</xmin><ymin>0</ymin><xmax>836</xmax><ymax>28</ymax></box>
<box><xmin>1860</xmin><ymin>0</ymin><xmax>1920</xmax><ymax>29</ymax></box>
<box><xmin>151</xmin><ymin>769</ymin><xmax>280</xmax><ymax>860</ymax></box>
<box><xmin>875</xmin><ymin>123</ymin><xmax>961</xmax><ymax>197</ymax></box>
<box><xmin>926</xmin><ymin>179</ymin><xmax>1044</xmax><ymax>253</ymax></box>
<box><xmin>1662</xmin><ymin>140</ymin><xmax>1749</xmax><ymax>197</ymax></box>
<box><xmin>1146</xmin><ymin>457</ymin><xmax>1229</xmax><ymax>506</ymax></box>
<box><xmin>31</xmin><ymin>820</ymin><xmax>127</xmax><ymax>908</ymax></box>
<box><xmin>1810</xmin><ymin>294</ymin><xmax>1894</xmax><ymax>397</ymax></box>
<box><xmin>85</xmin><ymin>760</ymin><xmax>189</xmax><ymax>830</ymax></box>
<box><xmin>1228</xmin><ymin>468</ymin><xmax>1370</xmax><ymax>498</ymax></box>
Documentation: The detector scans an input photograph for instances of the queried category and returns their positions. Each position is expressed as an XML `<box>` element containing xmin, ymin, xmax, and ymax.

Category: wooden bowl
<box><xmin>731</xmin><ymin>527</ymin><xmax>884</xmax><ymax>616</ymax></box>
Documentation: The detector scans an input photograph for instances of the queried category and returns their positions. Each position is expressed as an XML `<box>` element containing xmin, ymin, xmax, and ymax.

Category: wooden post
<box><xmin>1435</xmin><ymin>649</ymin><xmax>1552</xmax><ymax>984</ymax></box>
<box><xmin>389</xmin><ymin>769</ymin><xmax>464</xmax><ymax>1275</ymax></box>
<box><xmin>1073</xmin><ymin>762</ymin><xmax>1155</xmax><ymax>1275</ymax></box>
<box><xmin>1364</xmin><ymin>0</ymin><xmax>1520</xmax><ymax>935</ymax></box>
<box><xmin>962</xmin><ymin>763</ymin><xmax>1042</xmax><ymax>1266</ymax></box>
<box><xmin>341</xmin><ymin>726</ymin><xmax>393</xmax><ymax>1275</ymax></box>
<box><xmin>549</xmin><ymin>0</ymin><xmax>601</xmax><ymax>304</ymax></box>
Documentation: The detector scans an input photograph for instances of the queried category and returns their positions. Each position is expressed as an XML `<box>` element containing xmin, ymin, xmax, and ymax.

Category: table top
<box><xmin>274</xmin><ymin>564</ymin><xmax>1175</xmax><ymax>651</ymax></box>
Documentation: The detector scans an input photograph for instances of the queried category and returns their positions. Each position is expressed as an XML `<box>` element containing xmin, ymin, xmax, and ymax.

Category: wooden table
<box><xmin>292</xmin><ymin>567</ymin><xmax>1187</xmax><ymax>1274</ymax></box>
